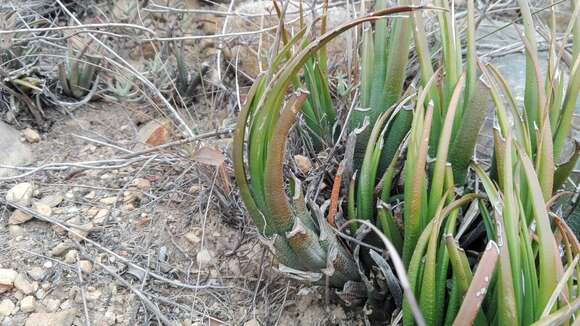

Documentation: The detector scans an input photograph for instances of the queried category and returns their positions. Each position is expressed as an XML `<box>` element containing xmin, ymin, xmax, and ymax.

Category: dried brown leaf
<box><xmin>192</xmin><ymin>147</ymin><xmax>226</xmax><ymax>166</ymax></box>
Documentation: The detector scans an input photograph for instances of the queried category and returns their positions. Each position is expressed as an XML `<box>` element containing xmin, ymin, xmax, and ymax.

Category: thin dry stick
<box><xmin>216</xmin><ymin>0</ymin><xmax>236</xmax><ymax>81</ymax></box>
<box><xmin>120</xmin><ymin>129</ymin><xmax>233</xmax><ymax>159</ymax></box>
<box><xmin>191</xmin><ymin>168</ymin><xmax>219</xmax><ymax>313</ymax></box>
<box><xmin>71</xmin><ymin>134</ymin><xmax>133</xmax><ymax>154</ymax></box>
<box><xmin>76</xmin><ymin>260</ymin><xmax>91</xmax><ymax>326</ymax></box>
<box><xmin>0</xmin><ymin>23</ymin><xmax>155</xmax><ymax>35</ymax></box>
<box><xmin>251</xmin><ymin>247</ymin><xmax>268</xmax><ymax>320</ymax></box>
<box><xmin>0</xmin><ymin>156</ymin><xmax>155</xmax><ymax>181</ymax></box>
<box><xmin>273</xmin><ymin>280</ymin><xmax>291</xmax><ymax>325</ymax></box>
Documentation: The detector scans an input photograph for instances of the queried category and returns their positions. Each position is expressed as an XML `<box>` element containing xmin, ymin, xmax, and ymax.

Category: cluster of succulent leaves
<box><xmin>3</xmin><ymin>6</ymin><xmax>203</xmax><ymax>117</ymax></box>
<box><xmin>234</xmin><ymin>0</ymin><xmax>579</xmax><ymax>324</ymax></box>
<box><xmin>1</xmin><ymin>9</ymin><xmax>102</xmax><ymax>120</ymax></box>
<box><xmin>57</xmin><ymin>36</ymin><xmax>101</xmax><ymax>100</ymax></box>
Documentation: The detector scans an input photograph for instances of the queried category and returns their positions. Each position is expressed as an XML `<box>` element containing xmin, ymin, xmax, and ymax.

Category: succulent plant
<box><xmin>58</xmin><ymin>37</ymin><xmax>101</xmax><ymax>99</ymax></box>
<box><xmin>233</xmin><ymin>0</ymin><xmax>580</xmax><ymax>324</ymax></box>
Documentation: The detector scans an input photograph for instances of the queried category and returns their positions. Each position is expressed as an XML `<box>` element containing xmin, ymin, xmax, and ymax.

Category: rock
<box><xmin>51</xmin><ymin>242</ymin><xmax>74</xmax><ymax>257</ymax></box>
<box><xmin>63</xmin><ymin>250</ymin><xmax>78</xmax><ymax>264</ymax></box>
<box><xmin>86</xmin><ymin>287</ymin><xmax>101</xmax><ymax>301</ymax></box>
<box><xmin>133</xmin><ymin>178</ymin><xmax>151</xmax><ymax>190</ymax></box>
<box><xmin>64</xmin><ymin>191</ymin><xmax>75</xmax><ymax>200</ymax></box>
<box><xmin>6</xmin><ymin>182</ymin><xmax>35</xmax><ymax>207</ymax></box>
<box><xmin>14</xmin><ymin>291</ymin><xmax>24</xmax><ymax>300</ymax></box>
<box><xmin>244</xmin><ymin>319</ymin><xmax>260</xmax><ymax>326</ymax></box>
<box><xmin>14</xmin><ymin>273</ymin><xmax>34</xmax><ymax>295</ymax></box>
<box><xmin>67</xmin><ymin>222</ymin><xmax>94</xmax><ymax>241</ymax></box>
<box><xmin>331</xmin><ymin>305</ymin><xmax>347</xmax><ymax>321</ymax></box>
<box><xmin>35</xmin><ymin>288</ymin><xmax>46</xmax><ymax>300</ymax></box>
<box><xmin>102</xmin><ymin>309</ymin><xmax>116</xmax><ymax>325</ymax></box>
<box><xmin>0</xmin><ymin>299</ymin><xmax>16</xmax><ymax>316</ymax></box>
<box><xmin>59</xmin><ymin>299</ymin><xmax>73</xmax><ymax>310</ymax></box>
<box><xmin>188</xmin><ymin>185</ymin><xmax>201</xmax><ymax>194</ymax></box>
<box><xmin>20</xmin><ymin>296</ymin><xmax>36</xmax><ymax>313</ymax></box>
<box><xmin>196</xmin><ymin>249</ymin><xmax>213</xmax><ymax>266</ymax></box>
<box><xmin>123</xmin><ymin>188</ymin><xmax>142</xmax><ymax>204</ymax></box>
<box><xmin>93</xmin><ymin>209</ymin><xmax>109</xmax><ymax>224</ymax></box>
<box><xmin>78</xmin><ymin>260</ymin><xmax>92</xmax><ymax>274</ymax></box>
<box><xmin>294</xmin><ymin>155</ymin><xmax>312</xmax><ymax>174</ymax></box>
<box><xmin>183</xmin><ymin>229</ymin><xmax>201</xmax><ymax>244</ymax></box>
<box><xmin>86</xmin><ymin>207</ymin><xmax>99</xmax><ymax>218</ymax></box>
<box><xmin>25</xmin><ymin>309</ymin><xmax>76</xmax><ymax>326</ymax></box>
<box><xmin>136</xmin><ymin>119</ymin><xmax>171</xmax><ymax>148</ymax></box>
<box><xmin>42</xmin><ymin>298</ymin><xmax>60</xmax><ymax>313</ymax></box>
<box><xmin>0</xmin><ymin>122</ymin><xmax>33</xmax><ymax>178</ymax></box>
<box><xmin>84</xmin><ymin>191</ymin><xmax>96</xmax><ymax>199</ymax></box>
<box><xmin>22</xmin><ymin>128</ymin><xmax>41</xmax><ymax>143</ymax></box>
<box><xmin>99</xmin><ymin>197</ymin><xmax>117</xmax><ymax>205</ymax></box>
<box><xmin>43</xmin><ymin>261</ymin><xmax>53</xmax><ymax>269</ymax></box>
<box><xmin>27</xmin><ymin>267</ymin><xmax>46</xmax><ymax>282</ymax></box>
<box><xmin>100</xmin><ymin>173</ymin><xmax>114</xmax><ymax>181</ymax></box>
<box><xmin>8</xmin><ymin>225</ymin><xmax>25</xmax><ymax>237</ymax></box>
<box><xmin>51</xmin><ymin>224</ymin><xmax>66</xmax><ymax>236</ymax></box>
<box><xmin>33</xmin><ymin>203</ymin><xmax>52</xmax><ymax>217</ymax></box>
<box><xmin>8</xmin><ymin>210</ymin><xmax>33</xmax><ymax>224</ymax></box>
<box><xmin>37</xmin><ymin>194</ymin><xmax>63</xmax><ymax>208</ymax></box>
<box><xmin>0</xmin><ymin>269</ymin><xmax>17</xmax><ymax>293</ymax></box>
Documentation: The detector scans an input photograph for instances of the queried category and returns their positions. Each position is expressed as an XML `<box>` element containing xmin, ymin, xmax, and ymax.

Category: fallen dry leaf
<box><xmin>192</xmin><ymin>147</ymin><xmax>226</xmax><ymax>166</ymax></box>
<box><xmin>137</xmin><ymin>120</ymin><xmax>171</xmax><ymax>146</ymax></box>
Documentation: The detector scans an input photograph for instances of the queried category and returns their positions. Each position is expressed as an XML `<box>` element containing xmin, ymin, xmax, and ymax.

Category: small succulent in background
<box><xmin>57</xmin><ymin>36</ymin><xmax>101</xmax><ymax>99</ymax></box>
<box><xmin>173</xmin><ymin>40</ymin><xmax>208</xmax><ymax>104</ymax></box>
<box><xmin>102</xmin><ymin>74</ymin><xmax>141</xmax><ymax>102</ymax></box>
<box><xmin>144</xmin><ymin>51</ymin><xmax>172</xmax><ymax>95</ymax></box>
<box><xmin>111</xmin><ymin>0</ymin><xmax>141</xmax><ymax>22</ymax></box>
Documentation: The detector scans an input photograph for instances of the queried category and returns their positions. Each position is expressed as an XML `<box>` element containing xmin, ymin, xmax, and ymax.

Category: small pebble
<box><xmin>22</xmin><ymin>128</ymin><xmax>40</xmax><ymax>143</ymax></box>
<box><xmin>79</xmin><ymin>260</ymin><xmax>92</xmax><ymax>274</ymax></box>
<box><xmin>20</xmin><ymin>296</ymin><xmax>36</xmax><ymax>313</ymax></box>
<box><xmin>0</xmin><ymin>299</ymin><xmax>16</xmax><ymax>316</ymax></box>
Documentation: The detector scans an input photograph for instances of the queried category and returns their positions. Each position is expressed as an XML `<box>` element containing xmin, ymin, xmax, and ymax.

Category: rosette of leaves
<box><xmin>58</xmin><ymin>36</ymin><xmax>101</xmax><ymax>99</ymax></box>
<box><xmin>172</xmin><ymin>40</ymin><xmax>208</xmax><ymax>103</ymax></box>
<box><xmin>233</xmin><ymin>5</ymin><xmax>431</xmax><ymax>318</ymax></box>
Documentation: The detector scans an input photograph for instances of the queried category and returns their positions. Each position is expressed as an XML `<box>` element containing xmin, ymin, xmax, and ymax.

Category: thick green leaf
<box><xmin>264</xmin><ymin>93</ymin><xmax>310</xmax><ymax>234</ymax></box>
<box><xmin>515</xmin><ymin>144</ymin><xmax>563</xmax><ymax>316</ymax></box>
<box><xmin>448</xmin><ymin>80</ymin><xmax>490</xmax><ymax>184</ymax></box>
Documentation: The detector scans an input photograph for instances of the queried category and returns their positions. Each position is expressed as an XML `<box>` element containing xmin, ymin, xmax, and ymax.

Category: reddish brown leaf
<box><xmin>137</xmin><ymin>120</ymin><xmax>172</xmax><ymax>146</ymax></box>
<box><xmin>453</xmin><ymin>241</ymin><xmax>500</xmax><ymax>326</ymax></box>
